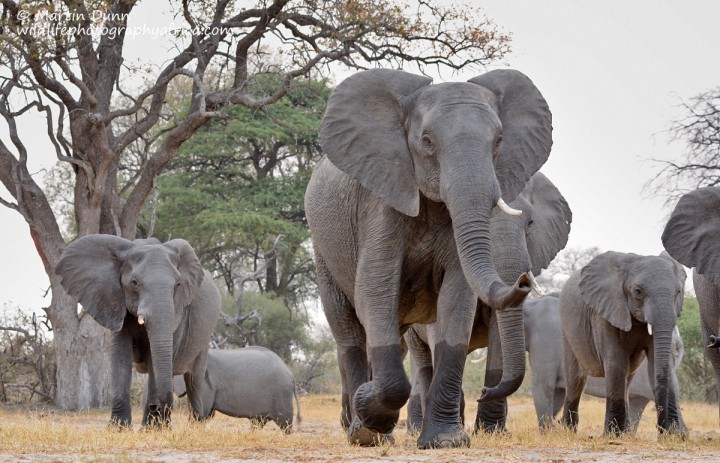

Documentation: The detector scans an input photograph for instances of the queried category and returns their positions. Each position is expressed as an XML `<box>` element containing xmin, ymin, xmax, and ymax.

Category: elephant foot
<box><xmin>353</xmin><ymin>381</ymin><xmax>403</xmax><ymax>435</ymax></box>
<box><xmin>107</xmin><ymin>418</ymin><xmax>132</xmax><ymax>431</ymax></box>
<box><xmin>142</xmin><ymin>404</ymin><xmax>172</xmax><ymax>430</ymax></box>
<box><xmin>659</xmin><ymin>422</ymin><xmax>689</xmax><ymax>440</ymax></box>
<box><xmin>418</xmin><ymin>428</ymin><xmax>470</xmax><ymax>449</ymax></box>
<box><xmin>474</xmin><ymin>418</ymin><xmax>508</xmax><ymax>435</ymax></box>
<box><xmin>348</xmin><ymin>418</ymin><xmax>394</xmax><ymax>446</ymax></box>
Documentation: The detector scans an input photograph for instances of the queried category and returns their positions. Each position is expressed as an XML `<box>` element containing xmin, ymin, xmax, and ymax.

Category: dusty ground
<box><xmin>1</xmin><ymin>395</ymin><xmax>719</xmax><ymax>462</ymax></box>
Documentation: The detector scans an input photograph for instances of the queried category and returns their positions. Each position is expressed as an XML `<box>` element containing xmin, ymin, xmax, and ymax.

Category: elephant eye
<box><xmin>633</xmin><ymin>287</ymin><xmax>643</xmax><ymax>298</ymax></box>
<box><xmin>421</xmin><ymin>133</ymin><xmax>433</xmax><ymax>148</ymax></box>
<box><xmin>130</xmin><ymin>279</ymin><xmax>139</xmax><ymax>289</ymax></box>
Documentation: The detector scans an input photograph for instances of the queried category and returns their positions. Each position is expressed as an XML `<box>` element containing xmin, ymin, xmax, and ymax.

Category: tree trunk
<box><xmin>48</xmin><ymin>281</ymin><xmax>113</xmax><ymax>409</ymax></box>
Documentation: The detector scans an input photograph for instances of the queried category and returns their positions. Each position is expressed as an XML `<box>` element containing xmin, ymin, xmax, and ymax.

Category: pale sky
<box><xmin>2</xmin><ymin>1</ymin><xmax>719</xmax><ymax>311</ymax></box>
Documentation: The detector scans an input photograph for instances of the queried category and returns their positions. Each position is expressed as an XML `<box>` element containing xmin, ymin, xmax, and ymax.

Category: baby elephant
<box><xmin>176</xmin><ymin>346</ymin><xmax>301</xmax><ymax>432</ymax></box>
<box><xmin>560</xmin><ymin>251</ymin><xmax>687</xmax><ymax>436</ymax></box>
<box><xmin>525</xmin><ymin>294</ymin><xmax>685</xmax><ymax>432</ymax></box>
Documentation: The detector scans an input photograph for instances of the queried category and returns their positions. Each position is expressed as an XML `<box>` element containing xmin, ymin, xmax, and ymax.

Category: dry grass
<box><xmin>1</xmin><ymin>395</ymin><xmax>720</xmax><ymax>462</ymax></box>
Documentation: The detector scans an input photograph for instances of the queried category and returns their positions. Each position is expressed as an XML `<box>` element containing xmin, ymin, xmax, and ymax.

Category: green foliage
<box><xmin>215</xmin><ymin>291</ymin><xmax>310</xmax><ymax>363</ymax></box>
<box><xmin>151</xmin><ymin>76</ymin><xmax>330</xmax><ymax>308</ymax></box>
<box><xmin>676</xmin><ymin>295</ymin><xmax>717</xmax><ymax>402</ymax></box>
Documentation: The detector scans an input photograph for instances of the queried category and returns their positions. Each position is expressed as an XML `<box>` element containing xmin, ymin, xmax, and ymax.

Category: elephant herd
<box><xmin>52</xmin><ymin>68</ymin><xmax>720</xmax><ymax>450</ymax></box>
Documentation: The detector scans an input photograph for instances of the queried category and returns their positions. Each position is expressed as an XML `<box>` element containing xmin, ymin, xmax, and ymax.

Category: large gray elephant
<box><xmin>559</xmin><ymin>251</ymin><xmax>687</xmax><ymax>436</ymax></box>
<box><xmin>55</xmin><ymin>235</ymin><xmax>221</xmax><ymax>427</ymax></box>
<box><xmin>305</xmin><ymin>68</ymin><xmax>553</xmax><ymax>448</ymax></box>
<box><xmin>524</xmin><ymin>294</ymin><xmax>685</xmax><ymax>431</ymax></box>
<box><xmin>404</xmin><ymin>171</ymin><xmax>572</xmax><ymax>434</ymax></box>
<box><xmin>662</xmin><ymin>186</ymin><xmax>720</xmax><ymax>417</ymax></box>
<box><xmin>172</xmin><ymin>347</ymin><xmax>301</xmax><ymax>432</ymax></box>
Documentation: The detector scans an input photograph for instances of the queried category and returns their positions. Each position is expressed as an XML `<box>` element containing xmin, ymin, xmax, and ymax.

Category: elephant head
<box><xmin>479</xmin><ymin>171</ymin><xmax>571</xmax><ymax>401</ymax></box>
<box><xmin>55</xmin><ymin>234</ymin><xmax>204</xmax><ymax>421</ymax></box>
<box><xmin>662</xmin><ymin>186</ymin><xmax>720</xmax><ymax>286</ymax></box>
<box><xmin>579</xmin><ymin>251</ymin><xmax>686</xmax><ymax>432</ymax></box>
<box><xmin>490</xmin><ymin>171</ymin><xmax>572</xmax><ymax>285</ymax></box>
<box><xmin>320</xmin><ymin>69</ymin><xmax>552</xmax><ymax>401</ymax></box>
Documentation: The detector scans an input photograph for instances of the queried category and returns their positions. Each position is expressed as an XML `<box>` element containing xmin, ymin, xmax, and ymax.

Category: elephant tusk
<box><xmin>528</xmin><ymin>271</ymin><xmax>545</xmax><ymax>297</ymax></box>
<box><xmin>647</xmin><ymin>323</ymin><xmax>652</xmax><ymax>336</ymax></box>
<box><xmin>138</xmin><ymin>314</ymin><xmax>145</xmax><ymax>325</ymax></box>
<box><xmin>497</xmin><ymin>198</ymin><xmax>522</xmax><ymax>216</ymax></box>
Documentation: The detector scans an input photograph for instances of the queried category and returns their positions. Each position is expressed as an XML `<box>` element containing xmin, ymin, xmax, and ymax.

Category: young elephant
<box><xmin>559</xmin><ymin>251</ymin><xmax>687</xmax><ymax>436</ymax></box>
<box><xmin>176</xmin><ymin>347</ymin><xmax>301</xmax><ymax>432</ymax></box>
<box><xmin>55</xmin><ymin>235</ymin><xmax>221</xmax><ymax>428</ymax></box>
<box><xmin>524</xmin><ymin>294</ymin><xmax>685</xmax><ymax>431</ymax></box>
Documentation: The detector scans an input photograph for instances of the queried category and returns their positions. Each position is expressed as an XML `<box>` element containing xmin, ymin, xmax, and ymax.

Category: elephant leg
<box><xmin>316</xmin><ymin>252</ymin><xmax>385</xmax><ymax>445</ymax></box>
<box><xmin>561</xmin><ymin>335</ymin><xmax>586</xmax><ymax>432</ymax></box>
<box><xmin>405</xmin><ymin>326</ymin><xmax>433</xmax><ymax>435</ymax></box>
<box><xmin>109</xmin><ymin>326</ymin><xmax>134</xmax><ymax>428</ymax></box>
<box><xmin>476</xmin><ymin>310</ymin><xmax>508</xmax><ymax>434</ymax></box>
<box><xmin>700</xmin><ymin>314</ymin><xmax>720</xmax><ymax>422</ymax></box>
<box><xmin>350</xmin><ymin>242</ymin><xmax>409</xmax><ymax>445</ymax></box>
<box><xmin>552</xmin><ymin>387</ymin><xmax>565</xmax><ymax>422</ymax></box>
<box><xmin>250</xmin><ymin>417</ymin><xmax>268</xmax><ymax>430</ymax></box>
<box><xmin>184</xmin><ymin>351</ymin><xmax>213</xmax><ymax>421</ymax></box>
<box><xmin>628</xmin><ymin>395</ymin><xmax>649</xmax><ymax>433</ymax></box>
<box><xmin>418</xmin><ymin>271</ymin><xmax>475</xmax><ymax>449</ymax></box>
<box><xmin>531</xmin><ymin>363</ymin><xmax>556</xmax><ymax>430</ymax></box>
<box><xmin>602</xmin><ymin>355</ymin><xmax>630</xmax><ymax>436</ymax></box>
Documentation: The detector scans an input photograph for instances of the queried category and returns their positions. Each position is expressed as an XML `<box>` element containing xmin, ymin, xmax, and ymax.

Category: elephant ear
<box><xmin>319</xmin><ymin>69</ymin><xmax>433</xmax><ymax>217</ymax></box>
<box><xmin>662</xmin><ymin>186</ymin><xmax>720</xmax><ymax>286</ymax></box>
<box><xmin>163</xmin><ymin>239</ymin><xmax>204</xmax><ymax>309</ymax></box>
<box><xmin>579</xmin><ymin>251</ymin><xmax>634</xmax><ymax>331</ymax></box>
<box><xmin>55</xmin><ymin>234</ymin><xmax>135</xmax><ymax>332</ymax></box>
<box><xmin>659</xmin><ymin>251</ymin><xmax>687</xmax><ymax>317</ymax></box>
<box><xmin>525</xmin><ymin>172</ymin><xmax>572</xmax><ymax>275</ymax></box>
<box><xmin>468</xmin><ymin>69</ymin><xmax>553</xmax><ymax>203</ymax></box>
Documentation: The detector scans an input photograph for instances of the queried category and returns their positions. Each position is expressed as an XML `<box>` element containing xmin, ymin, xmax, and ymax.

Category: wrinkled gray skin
<box><xmin>171</xmin><ymin>347</ymin><xmax>300</xmax><ymax>432</ymax></box>
<box><xmin>55</xmin><ymin>235</ymin><xmax>221</xmax><ymax>427</ymax></box>
<box><xmin>306</xmin><ymin>68</ymin><xmax>553</xmax><ymax>448</ymax></box>
<box><xmin>662</xmin><ymin>186</ymin><xmax>720</xmax><ymax>419</ymax></box>
<box><xmin>559</xmin><ymin>251</ymin><xmax>687</xmax><ymax>436</ymax></box>
<box><xmin>525</xmin><ymin>294</ymin><xmax>685</xmax><ymax>431</ymax></box>
<box><xmin>404</xmin><ymin>172</ymin><xmax>572</xmax><ymax>435</ymax></box>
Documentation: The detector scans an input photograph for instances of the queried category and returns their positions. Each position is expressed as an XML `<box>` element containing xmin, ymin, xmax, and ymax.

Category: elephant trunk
<box><xmin>478</xmin><ymin>307</ymin><xmax>525</xmax><ymax>402</ymax></box>
<box><xmin>444</xmin><ymin>158</ymin><xmax>530</xmax><ymax>402</ymax></box>
<box><xmin>144</xmin><ymin>292</ymin><xmax>175</xmax><ymax>427</ymax></box>
<box><xmin>476</xmin><ymin>223</ymin><xmax>532</xmax><ymax>402</ymax></box>
<box><xmin>444</xmin><ymin>160</ymin><xmax>531</xmax><ymax>310</ymax></box>
<box><xmin>653</xmin><ymin>325</ymin><xmax>674</xmax><ymax>433</ymax></box>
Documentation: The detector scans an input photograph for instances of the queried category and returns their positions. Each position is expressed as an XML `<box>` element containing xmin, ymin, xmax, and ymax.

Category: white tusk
<box><xmin>497</xmin><ymin>198</ymin><xmax>522</xmax><ymax>216</ymax></box>
<box><xmin>647</xmin><ymin>323</ymin><xmax>652</xmax><ymax>336</ymax></box>
<box><xmin>528</xmin><ymin>271</ymin><xmax>546</xmax><ymax>297</ymax></box>
<box><xmin>138</xmin><ymin>314</ymin><xmax>145</xmax><ymax>325</ymax></box>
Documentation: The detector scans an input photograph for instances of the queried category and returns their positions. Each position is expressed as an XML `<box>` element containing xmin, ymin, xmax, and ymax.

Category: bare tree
<box><xmin>646</xmin><ymin>87</ymin><xmax>720</xmax><ymax>205</ymax></box>
<box><xmin>0</xmin><ymin>0</ymin><xmax>511</xmax><ymax>409</ymax></box>
<box><xmin>533</xmin><ymin>246</ymin><xmax>602</xmax><ymax>294</ymax></box>
<box><xmin>0</xmin><ymin>307</ymin><xmax>55</xmax><ymax>403</ymax></box>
